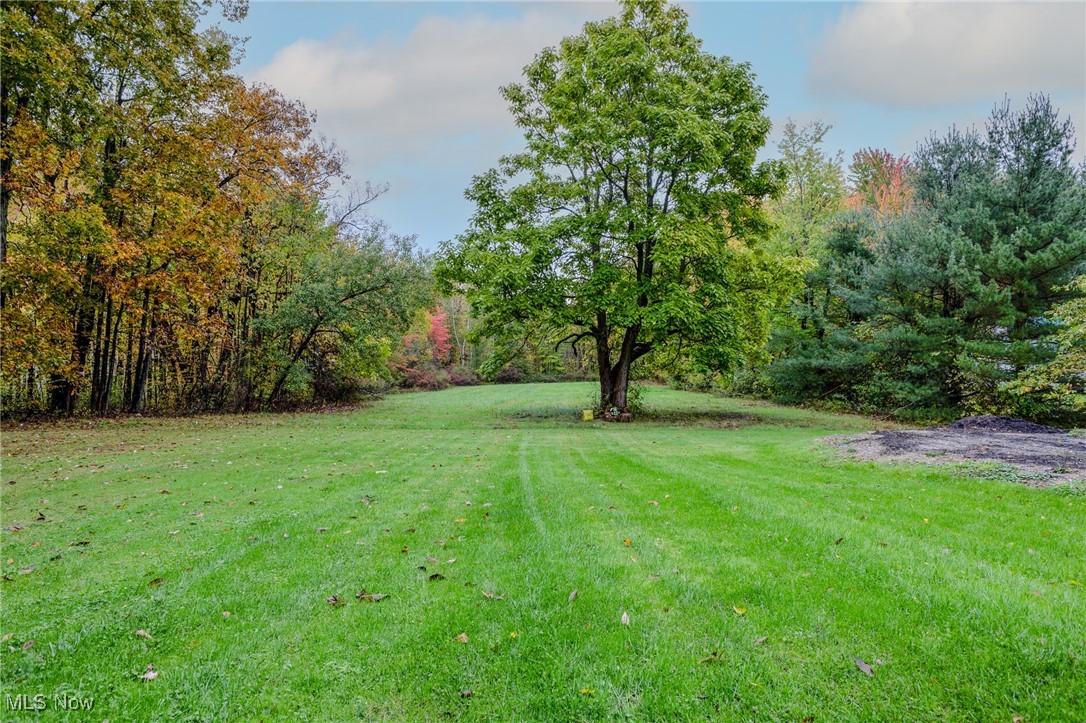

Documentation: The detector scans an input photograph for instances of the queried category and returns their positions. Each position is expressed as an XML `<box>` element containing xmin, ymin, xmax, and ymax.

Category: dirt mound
<box><xmin>828</xmin><ymin>422</ymin><xmax>1086</xmax><ymax>486</ymax></box>
<box><xmin>944</xmin><ymin>415</ymin><xmax>1066</xmax><ymax>434</ymax></box>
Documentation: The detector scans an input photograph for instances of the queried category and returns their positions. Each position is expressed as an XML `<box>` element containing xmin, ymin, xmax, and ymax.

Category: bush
<box><xmin>398</xmin><ymin>367</ymin><xmax>448</xmax><ymax>391</ymax></box>
<box><xmin>493</xmin><ymin>365</ymin><xmax>525</xmax><ymax>384</ymax></box>
<box><xmin>446</xmin><ymin>366</ymin><xmax>481</xmax><ymax>386</ymax></box>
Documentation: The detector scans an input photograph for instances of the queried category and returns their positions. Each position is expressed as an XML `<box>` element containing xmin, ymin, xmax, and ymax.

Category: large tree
<box><xmin>437</xmin><ymin>0</ymin><xmax>798</xmax><ymax>417</ymax></box>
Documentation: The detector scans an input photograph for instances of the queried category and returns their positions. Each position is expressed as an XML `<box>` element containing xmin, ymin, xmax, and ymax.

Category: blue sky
<box><xmin>215</xmin><ymin>1</ymin><xmax>1086</xmax><ymax>250</ymax></box>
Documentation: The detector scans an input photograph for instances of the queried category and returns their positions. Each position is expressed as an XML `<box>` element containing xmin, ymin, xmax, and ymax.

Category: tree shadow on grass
<box><xmin>636</xmin><ymin>409</ymin><xmax>762</xmax><ymax>428</ymax></box>
<box><xmin>497</xmin><ymin>402</ymin><xmax>835</xmax><ymax>430</ymax></box>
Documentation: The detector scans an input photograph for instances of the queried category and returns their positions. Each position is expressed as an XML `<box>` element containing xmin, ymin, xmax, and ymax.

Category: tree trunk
<box><xmin>129</xmin><ymin>295</ymin><xmax>155</xmax><ymax>413</ymax></box>
<box><xmin>266</xmin><ymin>323</ymin><xmax>321</xmax><ymax>407</ymax></box>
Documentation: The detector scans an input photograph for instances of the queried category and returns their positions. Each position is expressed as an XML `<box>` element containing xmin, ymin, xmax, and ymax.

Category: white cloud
<box><xmin>249</xmin><ymin>5</ymin><xmax>612</xmax><ymax>171</ymax></box>
<box><xmin>808</xmin><ymin>2</ymin><xmax>1085</xmax><ymax>108</ymax></box>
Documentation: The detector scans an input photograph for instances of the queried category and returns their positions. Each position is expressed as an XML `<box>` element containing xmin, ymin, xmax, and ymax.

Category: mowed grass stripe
<box><xmin>2</xmin><ymin>383</ymin><xmax>1084</xmax><ymax>721</ymax></box>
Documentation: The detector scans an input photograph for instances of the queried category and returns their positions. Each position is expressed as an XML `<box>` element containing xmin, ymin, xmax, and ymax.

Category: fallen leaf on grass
<box><xmin>732</xmin><ymin>606</ymin><xmax>746</xmax><ymax>616</ymax></box>
<box><xmin>1069</xmin><ymin>580</ymin><xmax>1083</xmax><ymax>586</ymax></box>
<box><xmin>482</xmin><ymin>590</ymin><xmax>504</xmax><ymax>600</ymax></box>
<box><xmin>0</xmin><ymin>633</ymin><xmax>12</xmax><ymax>643</ymax></box>
<box><xmin>568</xmin><ymin>589</ymin><xmax>579</xmax><ymax>602</ymax></box>
<box><xmin>22</xmin><ymin>640</ymin><xmax>34</xmax><ymax>650</ymax></box>
<box><xmin>456</xmin><ymin>633</ymin><xmax>469</xmax><ymax>643</ymax></box>
<box><xmin>356</xmin><ymin>591</ymin><xmax>387</xmax><ymax>603</ymax></box>
<box><xmin>835</xmin><ymin>537</ymin><xmax>844</xmax><ymax>545</ymax></box>
<box><xmin>698</xmin><ymin>652</ymin><xmax>720</xmax><ymax>664</ymax></box>
<box><xmin>455</xmin><ymin>517</ymin><xmax>467</xmax><ymax>523</ymax></box>
<box><xmin>426</xmin><ymin>555</ymin><xmax>439</xmax><ymax>563</ymax></box>
<box><xmin>135</xmin><ymin>630</ymin><xmax>154</xmax><ymax>640</ymax></box>
<box><xmin>148</xmin><ymin>577</ymin><xmax>164</xmax><ymax>587</ymax></box>
<box><xmin>139</xmin><ymin>664</ymin><xmax>158</xmax><ymax>680</ymax></box>
<box><xmin>648</xmin><ymin>500</ymin><xmax>659</xmax><ymax>506</ymax></box>
<box><xmin>580</xmin><ymin>688</ymin><xmax>594</xmax><ymax>696</ymax></box>
<box><xmin>317</xmin><ymin>527</ymin><xmax>329</xmax><ymax>533</ymax></box>
<box><xmin>460</xmin><ymin>689</ymin><xmax>473</xmax><ymax>698</ymax></box>
<box><xmin>17</xmin><ymin>567</ymin><xmax>35</xmax><ymax>575</ymax></box>
<box><xmin>855</xmin><ymin>658</ymin><xmax>874</xmax><ymax>677</ymax></box>
<box><xmin>327</xmin><ymin>595</ymin><xmax>345</xmax><ymax>607</ymax></box>
<box><xmin>621</xmin><ymin>611</ymin><xmax>630</xmax><ymax>625</ymax></box>
<box><xmin>428</xmin><ymin>573</ymin><xmax>445</xmax><ymax>582</ymax></box>
<box><xmin>222</xmin><ymin>611</ymin><xmax>232</xmax><ymax>618</ymax></box>
<box><xmin>623</xmin><ymin>539</ymin><xmax>632</xmax><ymax>547</ymax></box>
<box><xmin>447</xmin><ymin>558</ymin><xmax>457</xmax><ymax>564</ymax></box>
<box><xmin>755</xmin><ymin>636</ymin><xmax>768</xmax><ymax>645</ymax></box>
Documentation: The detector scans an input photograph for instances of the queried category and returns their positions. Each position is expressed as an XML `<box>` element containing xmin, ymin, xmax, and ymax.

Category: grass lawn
<box><xmin>2</xmin><ymin>383</ymin><xmax>1084</xmax><ymax>721</ymax></box>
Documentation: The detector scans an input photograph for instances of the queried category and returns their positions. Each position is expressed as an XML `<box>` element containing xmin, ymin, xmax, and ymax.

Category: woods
<box><xmin>760</xmin><ymin>96</ymin><xmax>1086</xmax><ymax>423</ymax></box>
<box><xmin>1</xmin><ymin>1</ymin><xmax>429</xmax><ymax>414</ymax></box>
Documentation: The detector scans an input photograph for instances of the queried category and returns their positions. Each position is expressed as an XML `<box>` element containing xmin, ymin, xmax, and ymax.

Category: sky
<box><xmin>212</xmin><ymin>1</ymin><xmax>1086</xmax><ymax>250</ymax></box>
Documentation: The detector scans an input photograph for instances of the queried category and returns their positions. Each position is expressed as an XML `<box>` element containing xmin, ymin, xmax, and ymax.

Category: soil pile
<box><xmin>944</xmin><ymin>415</ymin><xmax>1066</xmax><ymax>434</ymax></box>
<box><xmin>827</xmin><ymin>419</ymin><xmax>1085</xmax><ymax>486</ymax></box>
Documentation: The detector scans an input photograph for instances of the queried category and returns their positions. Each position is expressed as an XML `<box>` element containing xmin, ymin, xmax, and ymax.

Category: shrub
<box><xmin>493</xmin><ymin>365</ymin><xmax>525</xmax><ymax>384</ymax></box>
<box><xmin>399</xmin><ymin>367</ymin><xmax>448</xmax><ymax>391</ymax></box>
<box><xmin>446</xmin><ymin>366</ymin><xmax>481</xmax><ymax>386</ymax></box>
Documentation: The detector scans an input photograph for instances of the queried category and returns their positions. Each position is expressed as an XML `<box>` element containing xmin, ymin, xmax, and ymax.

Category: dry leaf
<box><xmin>482</xmin><ymin>590</ymin><xmax>504</xmax><ymax>600</ymax></box>
<box><xmin>135</xmin><ymin>629</ymin><xmax>154</xmax><ymax>640</ymax></box>
<box><xmin>648</xmin><ymin>500</ymin><xmax>659</xmax><ymax>506</ymax></box>
<box><xmin>426</xmin><ymin>555</ymin><xmax>439</xmax><ymax>563</ymax></box>
<box><xmin>22</xmin><ymin>639</ymin><xmax>34</xmax><ymax>650</ymax></box>
<box><xmin>698</xmin><ymin>652</ymin><xmax>720</xmax><ymax>664</ymax></box>
<box><xmin>455</xmin><ymin>633</ymin><xmax>469</xmax><ymax>643</ymax></box>
<box><xmin>17</xmin><ymin>567</ymin><xmax>35</xmax><ymax>575</ymax></box>
<box><xmin>317</xmin><ymin>527</ymin><xmax>329</xmax><ymax>533</ymax></box>
<box><xmin>623</xmin><ymin>539</ymin><xmax>632</xmax><ymax>547</ymax></box>
<box><xmin>621</xmin><ymin>611</ymin><xmax>630</xmax><ymax>625</ymax></box>
<box><xmin>568</xmin><ymin>589</ymin><xmax>579</xmax><ymax>602</ymax></box>
<box><xmin>221</xmin><ymin>611</ymin><xmax>232</xmax><ymax>618</ymax></box>
<box><xmin>327</xmin><ymin>595</ymin><xmax>345</xmax><ymax>607</ymax></box>
<box><xmin>428</xmin><ymin>573</ymin><xmax>445</xmax><ymax>582</ymax></box>
<box><xmin>356</xmin><ymin>591</ymin><xmax>387</xmax><ymax>602</ymax></box>
<box><xmin>139</xmin><ymin>664</ymin><xmax>158</xmax><ymax>680</ymax></box>
<box><xmin>148</xmin><ymin>577</ymin><xmax>164</xmax><ymax>587</ymax></box>
<box><xmin>158</xmin><ymin>489</ymin><xmax>171</xmax><ymax>495</ymax></box>
<box><xmin>447</xmin><ymin>558</ymin><xmax>457</xmax><ymax>564</ymax></box>
<box><xmin>855</xmin><ymin>658</ymin><xmax>873</xmax><ymax>677</ymax></box>
<box><xmin>755</xmin><ymin>636</ymin><xmax>768</xmax><ymax>645</ymax></box>
<box><xmin>834</xmin><ymin>537</ymin><xmax>844</xmax><ymax>545</ymax></box>
<box><xmin>0</xmin><ymin>633</ymin><xmax>12</xmax><ymax>643</ymax></box>
<box><xmin>460</xmin><ymin>689</ymin><xmax>473</xmax><ymax>698</ymax></box>
<box><xmin>455</xmin><ymin>517</ymin><xmax>467</xmax><ymax>523</ymax></box>
<box><xmin>733</xmin><ymin>606</ymin><xmax>746</xmax><ymax>616</ymax></box>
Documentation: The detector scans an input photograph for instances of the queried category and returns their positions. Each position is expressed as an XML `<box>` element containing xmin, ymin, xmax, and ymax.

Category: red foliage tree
<box><xmin>845</xmin><ymin>148</ymin><xmax>913</xmax><ymax>231</ymax></box>
<box><xmin>427</xmin><ymin>308</ymin><xmax>452</xmax><ymax>366</ymax></box>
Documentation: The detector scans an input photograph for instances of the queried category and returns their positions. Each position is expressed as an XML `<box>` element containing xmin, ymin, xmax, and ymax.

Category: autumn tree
<box><xmin>438</xmin><ymin>0</ymin><xmax>799</xmax><ymax>416</ymax></box>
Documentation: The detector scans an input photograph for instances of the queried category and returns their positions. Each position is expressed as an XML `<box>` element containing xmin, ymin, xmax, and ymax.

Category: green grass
<box><xmin>2</xmin><ymin>383</ymin><xmax>1084</xmax><ymax>721</ymax></box>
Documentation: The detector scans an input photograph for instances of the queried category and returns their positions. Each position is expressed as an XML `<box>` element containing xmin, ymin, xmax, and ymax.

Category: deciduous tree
<box><xmin>438</xmin><ymin>0</ymin><xmax>799</xmax><ymax>416</ymax></box>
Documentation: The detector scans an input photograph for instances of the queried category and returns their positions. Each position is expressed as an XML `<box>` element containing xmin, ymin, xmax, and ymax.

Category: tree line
<box><xmin>4</xmin><ymin>0</ymin><xmax>1084</xmax><ymax>423</ymax></box>
<box><xmin>747</xmin><ymin>97</ymin><xmax>1086</xmax><ymax>423</ymax></box>
<box><xmin>1</xmin><ymin>1</ymin><xmax>429</xmax><ymax>415</ymax></box>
